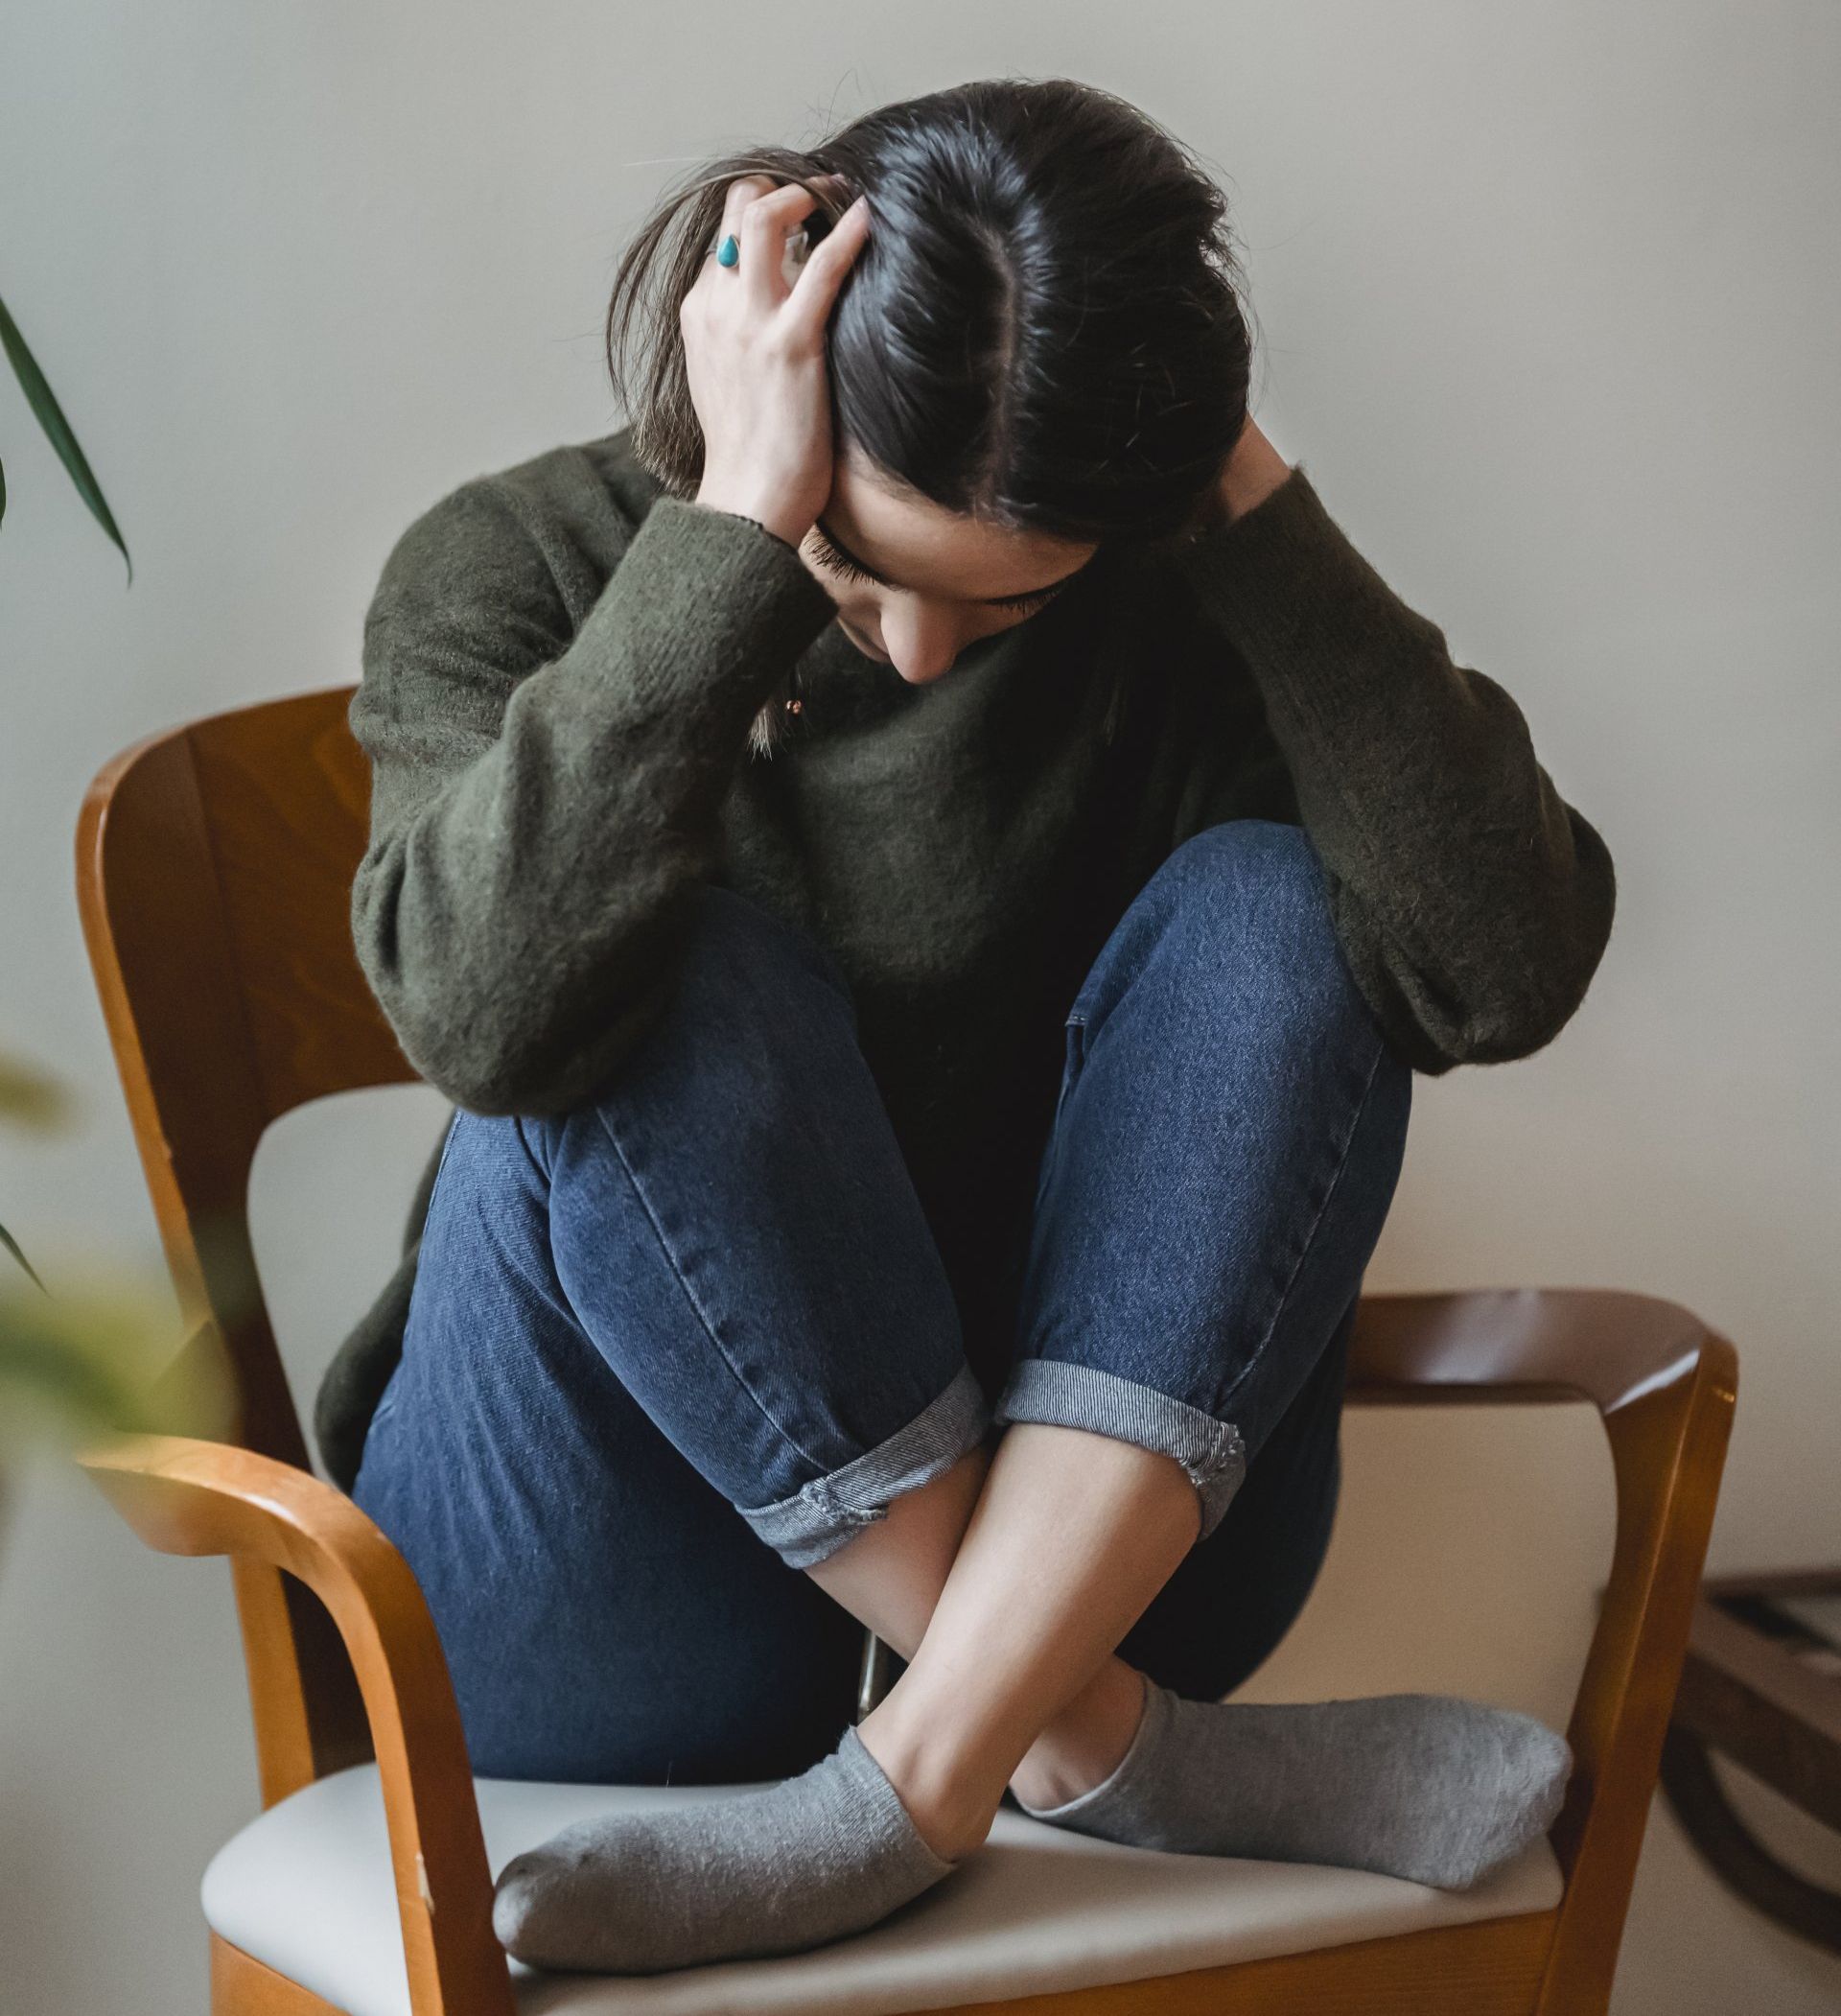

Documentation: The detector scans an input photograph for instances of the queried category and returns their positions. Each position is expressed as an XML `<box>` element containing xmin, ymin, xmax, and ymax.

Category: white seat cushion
<box><xmin>202</xmin><ymin>1764</ymin><xmax>1561</xmax><ymax>2015</ymax></box>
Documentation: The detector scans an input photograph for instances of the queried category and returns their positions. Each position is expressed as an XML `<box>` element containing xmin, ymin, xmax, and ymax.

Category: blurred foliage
<box><xmin>0</xmin><ymin>1050</ymin><xmax>76</xmax><ymax>1287</ymax></box>
<box><xmin>2</xmin><ymin>286</ymin><xmax>170</xmax><ymax>1474</ymax></box>
<box><xmin>0</xmin><ymin>1276</ymin><xmax>235</xmax><ymax>1468</ymax></box>
<box><xmin>1</xmin><ymin>1050</ymin><xmax>231</xmax><ymax>1471</ymax></box>
<box><xmin>0</xmin><ymin>1051</ymin><xmax>74</xmax><ymax>1133</ymax></box>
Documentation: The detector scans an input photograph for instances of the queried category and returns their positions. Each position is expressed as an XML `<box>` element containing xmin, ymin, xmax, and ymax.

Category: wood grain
<box><xmin>937</xmin><ymin>1911</ymin><xmax>1555</xmax><ymax>2014</ymax></box>
<box><xmin>212</xmin><ymin>1931</ymin><xmax>345</xmax><ymax>2015</ymax></box>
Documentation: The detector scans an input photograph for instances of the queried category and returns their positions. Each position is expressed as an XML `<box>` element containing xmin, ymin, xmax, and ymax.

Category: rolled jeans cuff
<box><xmin>740</xmin><ymin>1364</ymin><xmax>992</xmax><ymax>1569</ymax></box>
<box><xmin>992</xmin><ymin>1360</ymin><xmax>1247</xmax><ymax>1540</ymax></box>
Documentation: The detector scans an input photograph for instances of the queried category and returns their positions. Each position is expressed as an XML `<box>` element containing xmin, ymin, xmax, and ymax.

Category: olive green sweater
<box><xmin>314</xmin><ymin>425</ymin><xmax>1615</xmax><ymax>1489</ymax></box>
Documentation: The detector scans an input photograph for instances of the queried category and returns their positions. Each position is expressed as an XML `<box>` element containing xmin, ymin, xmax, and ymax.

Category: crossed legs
<box><xmin>825</xmin><ymin>1425</ymin><xmax>1194</xmax><ymax>1846</ymax></box>
<box><xmin>829</xmin><ymin>819</ymin><xmax>1415</xmax><ymax>1849</ymax></box>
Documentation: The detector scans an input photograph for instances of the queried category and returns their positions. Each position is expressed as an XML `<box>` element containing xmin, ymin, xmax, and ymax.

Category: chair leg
<box><xmin>856</xmin><ymin>1626</ymin><xmax>897</xmax><ymax>1719</ymax></box>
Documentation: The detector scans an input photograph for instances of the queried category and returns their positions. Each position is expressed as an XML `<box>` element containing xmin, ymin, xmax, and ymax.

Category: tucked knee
<box><xmin>681</xmin><ymin>885</ymin><xmax>856</xmax><ymax>1020</ymax></box>
<box><xmin>1146</xmin><ymin>821</ymin><xmax>1373</xmax><ymax>1051</ymax></box>
<box><xmin>1159</xmin><ymin>819</ymin><xmax>1330</xmax><ymax>933</ymax></box>
<box><xmin>545</xmin><ymin>886</ymin><xmax>858</xmax><ymax>1139</ymax></box>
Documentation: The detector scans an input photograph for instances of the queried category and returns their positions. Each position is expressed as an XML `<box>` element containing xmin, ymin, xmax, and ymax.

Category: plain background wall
<box><xmin>3</xmin><ymin>4</ymin><xmax>1837</xmax><ymax>2010</ymax></box>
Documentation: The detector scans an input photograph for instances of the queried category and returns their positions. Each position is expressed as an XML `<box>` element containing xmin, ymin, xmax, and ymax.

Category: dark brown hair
<box><xmin>604</xmin><ymin>76</ymin><xmax>1260</xmax><ymax>754</ymax></box>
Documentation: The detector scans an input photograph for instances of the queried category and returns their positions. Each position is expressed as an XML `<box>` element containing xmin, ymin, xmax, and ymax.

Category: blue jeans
<box><xmin>352</xmin><ymin>820</ymin><xmax>1411</xmax><ymax>1785</ymax></box>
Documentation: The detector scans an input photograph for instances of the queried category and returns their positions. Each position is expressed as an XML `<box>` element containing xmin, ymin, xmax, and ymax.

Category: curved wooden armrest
<box><xmin>1348</xmin><ymin>1285</ymin><xmax>1732</xmax><ymax>1415</ymax></box>
<box><xmin>76</xmin><ymin>1432</ymin><xmax>513</xmax><ymax>2016</ymax></box>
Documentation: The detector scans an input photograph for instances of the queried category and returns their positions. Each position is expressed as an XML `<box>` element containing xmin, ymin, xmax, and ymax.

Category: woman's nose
<box><xmin>881</xmin><ymin>611</ymin><xmax>964</xmax><ymax>686</ymax></box>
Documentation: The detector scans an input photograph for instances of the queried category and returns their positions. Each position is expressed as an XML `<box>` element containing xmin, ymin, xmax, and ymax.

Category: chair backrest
<box><xmin>78</xmin><ymin>685</ymin><xmax>412</xmax><ymax>1469</ymax></box>
<box><xmin>78</xmin><ymin>686</ymin><xmax>412</xmax><ymax>1793</ymax></box>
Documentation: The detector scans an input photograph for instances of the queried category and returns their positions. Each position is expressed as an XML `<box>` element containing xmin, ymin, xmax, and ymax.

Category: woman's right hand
<box><xmin>684</xmin><ymin>174</ymin><xmax>873</xmax><ymax>551</ymax></box>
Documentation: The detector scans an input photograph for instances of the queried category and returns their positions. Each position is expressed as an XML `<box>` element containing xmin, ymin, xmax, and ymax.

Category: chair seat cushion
<box><xmin>201</xmin><ymin>1763</ymin><xmax>1562</xmax><ymax>2016</ymax></box>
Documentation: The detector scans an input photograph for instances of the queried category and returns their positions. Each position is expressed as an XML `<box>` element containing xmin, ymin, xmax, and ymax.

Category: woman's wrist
<box><xmin>693</xmin><ymin>483</ymin><xmax>812</xmax><ymax>553</ymax></box>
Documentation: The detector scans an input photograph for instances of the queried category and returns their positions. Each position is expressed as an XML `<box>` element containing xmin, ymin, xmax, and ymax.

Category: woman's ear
<box><xmin>1173</xmin><ymin>477</ymin><xmax>1233</xmax><ymax>545</ymax></box>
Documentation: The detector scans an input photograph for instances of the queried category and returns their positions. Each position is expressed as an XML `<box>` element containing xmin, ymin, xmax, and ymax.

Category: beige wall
<box><xmin>3</xmin><ymin>5</ymin><xmax>1838</xmax><ymax>2010</ymax></box>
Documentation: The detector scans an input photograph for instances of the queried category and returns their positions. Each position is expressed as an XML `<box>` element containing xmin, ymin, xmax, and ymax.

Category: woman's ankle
<box><xmin>854</xmin><ymin>1698</ymin><xmax>1008</xmax><ymax>1862</ymax></box>
<box><xmin>1010</xmin><ymin>1662</ymin><xmax>1149</xmax><ymax>1814</ymax></box>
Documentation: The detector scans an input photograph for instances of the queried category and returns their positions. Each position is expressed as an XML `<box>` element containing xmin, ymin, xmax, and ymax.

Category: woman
<box><xmin>336</xmin><ymin>77</ymin><xmax>1615</xmax><ymax>1976</ymax></box>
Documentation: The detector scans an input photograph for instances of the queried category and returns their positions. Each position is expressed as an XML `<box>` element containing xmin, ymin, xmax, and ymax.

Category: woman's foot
<box><xmin>492</xmin><ymin>1725</ymin><xmax>959</xmax><ymax>1974</ymax></box>
<box><xmin>1014</xmin><ymin>1677</ymin><xmax>1573</xmax><ymax>1890</ymax></box>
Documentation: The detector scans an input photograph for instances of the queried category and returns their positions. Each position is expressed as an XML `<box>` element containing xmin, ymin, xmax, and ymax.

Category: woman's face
<box><xmin>797</xmin><ymin>448</ymin><xmax>1100</xmax><ymax>686</ymax></box>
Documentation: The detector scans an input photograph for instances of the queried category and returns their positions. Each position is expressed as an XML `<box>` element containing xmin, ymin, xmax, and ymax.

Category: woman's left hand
<box><xmin>1218</xmin><ymin>414</ymin><xmax>1293</xmax><ymax>524</ymax></box>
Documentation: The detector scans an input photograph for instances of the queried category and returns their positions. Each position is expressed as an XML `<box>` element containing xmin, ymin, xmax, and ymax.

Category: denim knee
<box><xmin>1121</xmin><ymin>819</ymin><xmax>1377</xmax><ymax>1053</ymax></box>
<box><xmin>553</xmin><ymin>882</ymin><xmax>870</xmax><ymax>1162</ymax></box>
<box><xmin>995</xmin><ymin>819</ymin><xmax>1410</xmax><ymax>1543</ymax></box>
<box><xmin>675</xmin><ymin>882</ymin><xmax>858</xmax><ymax>1029</ymax></box>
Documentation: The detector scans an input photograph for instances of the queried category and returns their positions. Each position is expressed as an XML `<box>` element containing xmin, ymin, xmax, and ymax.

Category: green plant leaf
<box><xmin>0</xmin><ymin>1219</ymin><xmax>46</xmax><ymax>1295</ymax></box>
<box><xmin>0</xmin><ymin>1051</ymin><xmax>75</xmax><ymax>1132</ymax></box>
<box><xmin>0</xmin><ymin>290</ymin><xmax>130</xmax><ymax>581</ymax></box>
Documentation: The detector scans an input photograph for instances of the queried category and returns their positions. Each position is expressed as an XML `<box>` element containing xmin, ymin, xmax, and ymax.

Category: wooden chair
<box><xmin>73</xmin><ymin>686</ymin><xmax>1737</xmax><ymax>2016</ymax></box>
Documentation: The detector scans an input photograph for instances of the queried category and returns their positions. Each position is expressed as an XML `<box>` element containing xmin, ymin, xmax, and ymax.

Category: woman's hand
<box><xmin>1218</xmin><ymin>414</ymin><xmax>1293</xmax><ymax>525</ymax></box>
<box><xmin>685</xmin><ymin>174</ymin><xmax>873</xmax><ymax>550</ymax></box>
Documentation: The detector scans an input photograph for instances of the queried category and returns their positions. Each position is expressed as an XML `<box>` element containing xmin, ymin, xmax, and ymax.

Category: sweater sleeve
<box><xmin>1167</xmin><ymin>463</ymin><xmax>1617</xmax><ymax>1073</ymax></box>
<box><xmin>349</xmin><ymin>475</ymin><xmax>840</xmax><ymax>1113</ymax></box>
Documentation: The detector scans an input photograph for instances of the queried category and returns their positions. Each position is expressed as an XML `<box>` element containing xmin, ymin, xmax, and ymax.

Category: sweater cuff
<box><xmin>572</xmin><ymin>491</ymin><xmax>842</xmax><ymax>721</ymax></box>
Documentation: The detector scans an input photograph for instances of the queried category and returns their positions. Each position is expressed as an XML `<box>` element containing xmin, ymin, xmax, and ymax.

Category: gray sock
<box><xmin>1017</xmin><ymin>1677</ymin><xmax>1571</xmax><ymax>1890</ymax></box>
<box><xmin>492</xmin><ymin>1725</ymin><xmax>958</xmax><ymax>1974</ymax></box>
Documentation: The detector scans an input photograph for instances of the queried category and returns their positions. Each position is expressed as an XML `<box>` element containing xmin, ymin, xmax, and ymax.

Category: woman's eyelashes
<box><xmin>808</xmin><ymin>530</ymin><xmax>1063</xmax><ymax>615</ymax></box>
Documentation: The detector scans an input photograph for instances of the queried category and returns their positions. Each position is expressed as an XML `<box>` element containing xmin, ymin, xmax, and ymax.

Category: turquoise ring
<box><xmin>715</xmin><ymin>233</ymin><xmax>740</xmax><ymax>268</ymax></box>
